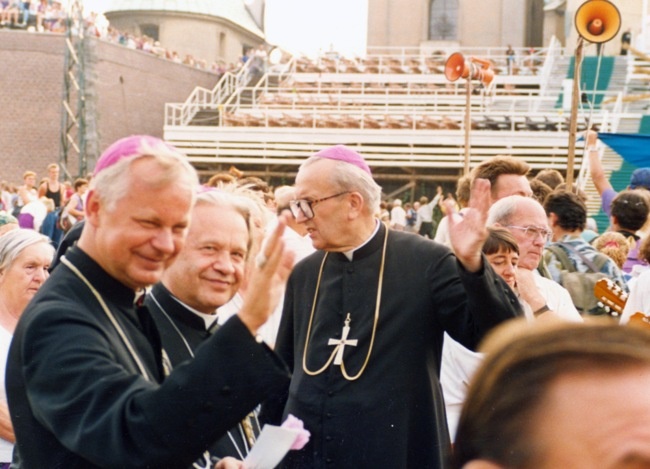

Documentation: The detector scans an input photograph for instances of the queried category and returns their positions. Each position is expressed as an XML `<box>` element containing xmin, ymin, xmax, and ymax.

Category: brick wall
<box><xmin>0</xmin><ymin>30</ymin><xmax>218</xmax><ymax>183</ymax></box>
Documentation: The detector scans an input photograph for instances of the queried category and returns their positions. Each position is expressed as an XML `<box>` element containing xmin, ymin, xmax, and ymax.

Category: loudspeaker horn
<box><xmin>575</xmin><ymin>0</ymin><xmax>621</xmax><ymax>43</ymax></box>
<box><xmin>469</xmin><ymin>57</ymin><xmax>495</xmax><ymax>87</ymax></box>
<box><xmin>444</xmin><ymin>52</ymin><xmax>469</xmax><ymax>82</ymax></box>
<box><xmin>445</xmin><ymin>54</ymin><xmax>494</xmax><ymax>86</ymax></box>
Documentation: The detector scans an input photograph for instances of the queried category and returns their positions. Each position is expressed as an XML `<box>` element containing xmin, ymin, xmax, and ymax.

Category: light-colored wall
<box><xmin>368</xmin><ymin>0</ymin><xmax>529</xmax><ymax>50</ymax></box>
<box><xmin>106</xmin><ymin>11</ymin><xmax>263</xmax><ymax>65</ymax></box>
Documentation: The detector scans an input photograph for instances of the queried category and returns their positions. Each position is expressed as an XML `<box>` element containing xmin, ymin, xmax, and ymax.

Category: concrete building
<box><xmin>104</xmin><ymin>0</ymin><xmax>265</xmax><ymax>66</ymax></box>
<box><xmin>368</xmin><ymin>0</ymin><xmax>543</xmax><ymax>51</ymax></box>
<box><xmin>367</xmin><ymin>0</ymin><xmax>643</xmax><ymax>54</ymax></box>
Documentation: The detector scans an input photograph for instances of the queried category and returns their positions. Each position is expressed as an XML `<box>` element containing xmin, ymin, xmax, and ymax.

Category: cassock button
<box><xmin>220</xmin><ymin>386</ymin><xmax>232</xmax><ymax>396</ymax></box>
<box><xmin>326</xmin><ymin>412</ymin><xmax>333</xmax><ymax>418</ymax></box>
<box><xmin>326</xmin><ymin>458</ymin><xmax>333</xmax><ymax>464</ymax></box>
<box><xmin>325</xmin><ymin>435</ymin><xmax>333</xmax><ymax>442</ymax></box>
<box><xmin>346</xmin><ymin>266</ymin><xmax>354</xmax><ymax>273</ymax></box>
<box><xmin>327</xmin><ymin>390</ymin><xmax>334</xmax><ymax>397</ymax></box>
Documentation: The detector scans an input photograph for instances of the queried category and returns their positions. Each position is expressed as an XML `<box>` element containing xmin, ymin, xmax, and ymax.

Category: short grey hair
<box><xmin>487</xmin><ymin>195</ymin><xmax>527</xmax><ymax>226</ymax></box>
<box><xmin>0</xmin><ymin>229</ymin><xmax>54</xmax><ymax>273</ymax></box>
<box><xmin>195</xmin><ymin>189</ymin><xmax>253</xmax><ymax>257</ymax></box>
<box><xmin>301</xmin><ymin>156</ymin><xmax>382</xmax><ymax>215</ymax></box>
<box><xmin>91</xmin><ymin>139</ymin><xmax>199</xmax><ymax>212</ymax></box>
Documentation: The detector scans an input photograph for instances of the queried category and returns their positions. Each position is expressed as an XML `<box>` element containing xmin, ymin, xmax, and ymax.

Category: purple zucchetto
<box><xmin>93</xmin><ymin>135</ymin><xmax>177</xmax><ymax>175</ymax></box>
<box><xmin>313</xmin><ymin>145</ymin><xmax>372</xmax><ymax>175</ymax></box>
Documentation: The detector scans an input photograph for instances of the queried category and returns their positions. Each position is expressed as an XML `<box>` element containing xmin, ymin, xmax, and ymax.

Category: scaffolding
<box><xmin>59</xmin><ymin>0</ymin><xmax>87</xmax><ymax>180</ymax></box>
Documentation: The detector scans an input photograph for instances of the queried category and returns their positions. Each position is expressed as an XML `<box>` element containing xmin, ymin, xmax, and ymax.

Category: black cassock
<box><xmin>145</xmin><ymin>282</ymin><xmax>261</xmax><ymax>463</ymax></box>
<box><xmin>6</xmin><ymin>247</ymin><xmax>290</xmax><ymax>468</ymax></box>
<box><xmin>265</xmin><ymin>223</ymin><xmax>521</xmax><ymax>468</ymax></box>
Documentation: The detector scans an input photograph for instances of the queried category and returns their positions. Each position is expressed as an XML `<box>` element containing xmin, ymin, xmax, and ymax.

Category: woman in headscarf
<box><xmin>0</xmin><ymin>229</ymin><xmax>54</xmax><ymax>467</ymax></box>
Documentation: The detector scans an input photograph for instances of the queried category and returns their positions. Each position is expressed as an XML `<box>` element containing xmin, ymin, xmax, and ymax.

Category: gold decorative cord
<box><xmin>302</xmin><ymin>226</ymin><xmax>389</xmax><ymax>381</ymax></box>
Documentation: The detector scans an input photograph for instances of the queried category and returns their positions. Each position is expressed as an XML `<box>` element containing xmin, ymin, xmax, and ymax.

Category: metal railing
<box><xmin>164</xmin><ymin>60</ymin><xmax>253</xmax><ymax>126</ymax></box>
<box><xmin>164</xmin><ymin>44</ymin><xmax>561</xmax><ymax>128</ymax></box>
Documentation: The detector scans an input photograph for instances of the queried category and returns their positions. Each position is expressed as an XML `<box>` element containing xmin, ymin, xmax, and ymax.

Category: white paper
<box><xmin>243</xmin><ymin>424</ymin><xmax>300</xmax><ymax>469</ymax></box>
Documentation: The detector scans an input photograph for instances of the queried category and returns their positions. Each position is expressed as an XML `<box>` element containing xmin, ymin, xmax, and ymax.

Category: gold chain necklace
<box><xmin>302</xmin><ymin>226</ymin><xmax>388</xmax><ymax>381</ymax></box>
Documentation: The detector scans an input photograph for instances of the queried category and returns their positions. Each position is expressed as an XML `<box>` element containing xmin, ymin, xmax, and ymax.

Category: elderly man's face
<box><xmin>294</xmin><ymin>160</ymin><xmax>353</xmax><ymax>251</ymax></box>
<box><xmin>162</xmin><ymin>204</ymin><xmax>248</xmax><ymax>313</ymax></box>
<box><xmin>90</xmin><ymin>158</ymin><xmax>193</xmax><ymax>290</ymax></box>
<box><xmin>503</xmin><ymin>199</ymin><xmax>549</xmax><ymax>270</ymax></box>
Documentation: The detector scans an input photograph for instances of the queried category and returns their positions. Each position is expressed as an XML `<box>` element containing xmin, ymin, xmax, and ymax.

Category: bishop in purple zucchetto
<box><xmin>313</xmin><ymin>145</ymin><xmax>372</xmax><ymax>176</ymax></box>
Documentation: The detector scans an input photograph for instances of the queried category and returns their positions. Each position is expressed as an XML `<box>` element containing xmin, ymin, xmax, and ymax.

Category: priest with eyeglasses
<box><xmin>261</xmin><ymin>145</ymin><xmax>523</xmax><ymax>468</ymax></box>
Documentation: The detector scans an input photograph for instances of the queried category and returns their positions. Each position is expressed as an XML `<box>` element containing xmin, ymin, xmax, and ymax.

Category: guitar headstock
<box><xmin>629</xmin><ymin>312</ymin><xmax>650</xmax><ymax>329</ymax></box>
<box><xmin>593</xmin><ymin>278</ymin><xmax>627</xmax><ymax>317</ymax></box>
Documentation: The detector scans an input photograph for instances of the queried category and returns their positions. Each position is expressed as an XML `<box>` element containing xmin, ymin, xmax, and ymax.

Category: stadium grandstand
<box><xmin>163</xmin><ymin>36</ymin><xmax>649</xmax><ymax>225</ymax></box>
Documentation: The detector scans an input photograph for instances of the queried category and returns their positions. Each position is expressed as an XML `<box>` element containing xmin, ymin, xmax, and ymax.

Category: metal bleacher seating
<box><xmin>164</xmin><ymin>37</ymin><xmax>633</xmax><ymax>187</ymax></box>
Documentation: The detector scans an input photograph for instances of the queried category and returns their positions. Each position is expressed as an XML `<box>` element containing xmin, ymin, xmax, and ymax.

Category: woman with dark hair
<box><xmin>609</xmin><ymin>189</ymin><xmax>650</xmax><ymax>273</ymax></box>
<box><xmin>442</xmin><ymin>227</ymin><xmax>530</xmax><ymax>440</ymax></box>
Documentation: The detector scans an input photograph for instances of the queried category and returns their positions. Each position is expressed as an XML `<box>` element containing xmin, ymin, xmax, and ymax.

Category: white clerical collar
<box><xmin>342</xmin><ymin>219</ymin><xmax>381</xmax><ymax>261</ymax></box>
<box><xmin>170</xmin><ymin>295</ymin><xmax>219</xmax><ymax>330</ymax></box>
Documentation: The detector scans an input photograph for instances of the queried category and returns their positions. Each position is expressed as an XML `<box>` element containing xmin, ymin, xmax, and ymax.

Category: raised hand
<box><xmin>447</xmin><ymin>178</ymin><xmax>491</xmax><ymax>272</ymax></box>
<box><xmin>238</xmin><ymin>213</ymin><xmax>295</xmax><ymax>334</ymax></box>
<box><xmin>214</xmin><ymin>456</ymin><xmax>244</xmax><ymax>469</ymax></box>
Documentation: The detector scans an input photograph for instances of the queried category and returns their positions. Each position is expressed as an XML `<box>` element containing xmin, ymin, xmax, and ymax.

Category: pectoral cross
<box><xmin>328</xmin><ymin>313</ymin><xmax>358</xmax><ymax>365</ymax></box>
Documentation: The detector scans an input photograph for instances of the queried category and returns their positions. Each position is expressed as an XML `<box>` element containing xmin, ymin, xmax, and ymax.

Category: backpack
<box><xmin>545</xmin><ymin>243</ymin><xmax>611</xmax><ymax>315</ymax></box>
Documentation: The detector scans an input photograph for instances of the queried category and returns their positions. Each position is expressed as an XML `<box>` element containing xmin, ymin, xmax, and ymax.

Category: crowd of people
<box><xmin>0</xmin><ymin>133</ymin><xmax>649</xmax><ymax>468</ymax></box>
<box><xmin>0</xmin><ymin>1</ymin><xmax>246</xmax><ymax>77</ymax></box>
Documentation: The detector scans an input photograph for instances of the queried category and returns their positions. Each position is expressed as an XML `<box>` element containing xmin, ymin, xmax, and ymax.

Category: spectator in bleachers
<box><xmin>0</xmin><ymin>0</ymin><xmax>20</xmax><ymax>26</ymax></box>
<box><xmin>0</xmin><ymin>0</ymin><xmax>21</xmax><ymax>27</ymax></box>
<box><xmin>33</xmin><ymin>0</ymin><xmax>46</xmax><ymax>32</ymax></box>
<box><xmin>506</xmin><ymin>44</ymin><xmax>515</xmax><ymax>74</ymax></box>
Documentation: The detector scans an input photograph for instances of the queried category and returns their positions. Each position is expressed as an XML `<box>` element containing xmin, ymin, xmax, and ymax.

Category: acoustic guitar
<box><xmin>593</xmin><ymin>278</ymin><xmax>650</xmax><ymax>328</ymax></box>
<box><xmin>593</xmin><ymin>278</ymin><xmax>626</xmax><ymax>316</ymax></box>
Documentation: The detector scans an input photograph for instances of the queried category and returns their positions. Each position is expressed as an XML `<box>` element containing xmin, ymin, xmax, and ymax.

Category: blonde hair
<box><xmin>591</xmin><ymin>231</ymin><xmax>631</xmax><ymax>269</ymax></box>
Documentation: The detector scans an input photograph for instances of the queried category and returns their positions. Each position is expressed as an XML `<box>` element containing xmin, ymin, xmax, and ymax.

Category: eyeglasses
<box><xmin>506</xmin><ymin>225</ymin><xmax>552</xmax><ymax>241</ymax></box>
<box><xmin>289</xmin><ymin>191</ymin><xmax>350</xmax><ymax>220</ymax></box>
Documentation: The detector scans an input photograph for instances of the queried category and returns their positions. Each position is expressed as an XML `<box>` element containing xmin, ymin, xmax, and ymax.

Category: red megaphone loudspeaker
<box><xmin>445</xmin><ymin>53</ymin><xmax>494</xmax><ymax>87</ymax></box>
<box><xmin>575</xmin><ymin>0</ymin><xmax>621</xmax><ymax>43</ymax></box>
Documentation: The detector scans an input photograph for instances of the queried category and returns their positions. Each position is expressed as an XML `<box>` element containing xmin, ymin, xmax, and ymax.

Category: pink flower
<box><xmin>281</xmin><ymin>414</ymin><xmax>311</xmax><ymax>450</ymax></box>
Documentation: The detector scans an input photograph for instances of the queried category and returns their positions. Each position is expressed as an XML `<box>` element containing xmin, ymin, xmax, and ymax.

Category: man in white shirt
<box><xmin>389</xmin><ymin>198</ymin><xmax>406</xmax><ymax>230</ymax></box>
